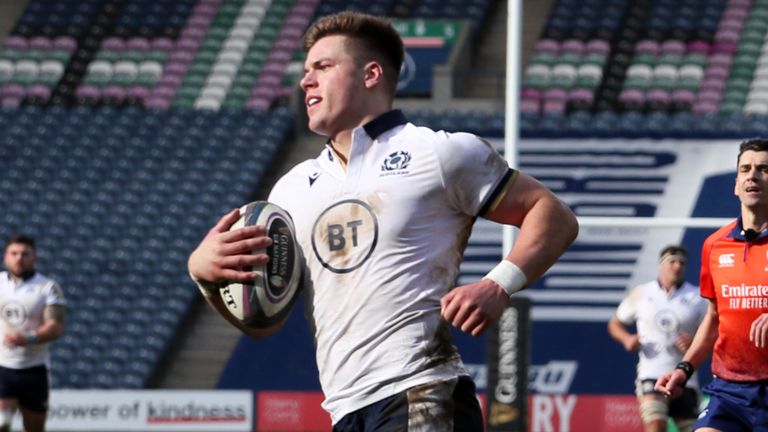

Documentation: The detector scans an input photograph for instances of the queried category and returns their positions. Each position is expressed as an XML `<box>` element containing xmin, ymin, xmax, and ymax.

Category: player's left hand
<box><xmin>750</xmin><ymin>312</ymin><xmax>768</xmax><ymax>348</ymax></box>
<box><xmin>3</xmin><ymin>332</ymin><xmax>26</xmax><ymax>347</ymax></box>
<box><xmin>440</xmin><ymin>279</ymin><xmax>509</xmax><ymax>336</ymax></box>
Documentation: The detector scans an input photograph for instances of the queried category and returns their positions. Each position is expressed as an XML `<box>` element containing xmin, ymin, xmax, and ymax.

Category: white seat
<box><xmin>626</xmin><ymin>64</ymin><xmax>653</xmax><ymax>80</ymax></box>
<box><xmin>194</xmin><ymin>95</ymin><xmax>221</xmax><ymax>111</ymax></box>
<box><xmin>653</xmin><ymin>64</ymin><xmax>679</xmax><ymax>81</ymax></box>
<box><xmin>679</xmin><ymin>64</ymin><xmax>703</xmax><ymax>81</ymax></box>
<box><xmin>14</xmin><ymin>60</ymin><xmax>39</xmax><ymax>79</ymax></box>
<box><xmin>211</xmin><ymin>61</ymin><xmax>238</xmax><ymax>77</ymax></box>
<box><xmin>525</xmin><ymin>64</ymin><xmax>551</xmax><ymax>81</ymax></box>
<box><xmin>113</xmin><ymin>60</ymin><xmax>139</xmax><ymax>80</ymax></box>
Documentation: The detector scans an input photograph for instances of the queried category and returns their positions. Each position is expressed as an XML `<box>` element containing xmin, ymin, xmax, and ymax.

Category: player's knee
<box><xmin>639</xmin><ymin>399</ymin><xmax>668</xmax><ymax>423</ymax></box>
<box><xmin>0</xmin><ymin>409</ymin><xmax>13</xmax><ymax>432</ymax></box>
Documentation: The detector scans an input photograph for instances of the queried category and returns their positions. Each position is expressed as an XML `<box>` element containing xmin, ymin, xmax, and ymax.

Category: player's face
<box><xmin>735</xmin><ymin>150</ymin><xmax>768</xmax><ymax>210</ymax></box>
<box><xmin>659</xmin><ymin>257</ymin><xmax>686</xmax><ymax>286</ymax></box>
<box><xmin>3</xmin><ymin>243</ymin><xmax>35</xmax><ymax>278</ymax></box>
<box><xmin>300</xmin><ymin>35</ymin><xmax>367</xmax><ymax>137</ymax></box>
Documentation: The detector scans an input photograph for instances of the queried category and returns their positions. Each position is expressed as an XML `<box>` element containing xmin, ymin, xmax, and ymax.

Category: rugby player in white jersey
<box><xmin>0</xmin><ymin>235</ymin><xmax>65</xmax><ymax>432</ymax></box>
<box><xmin>189</xmin><ymin>11</ymin><xmax>578</xmax><ymax>430</ymax></box>
<box><xmin>608</xmin><ymin>245</ymin><xmax>707</xmax><ymax>432</ymax></box>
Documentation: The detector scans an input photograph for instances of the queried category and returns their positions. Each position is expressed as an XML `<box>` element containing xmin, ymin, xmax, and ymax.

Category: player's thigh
<box><xmin>19</xmin><ymin>406</ymin><xmax>45</xmax><ymax>432</ymax></box>
<box><xmin>14</xmin><ymin>366</ymin><xmax>49</xmax><ymax>413</ymax></box>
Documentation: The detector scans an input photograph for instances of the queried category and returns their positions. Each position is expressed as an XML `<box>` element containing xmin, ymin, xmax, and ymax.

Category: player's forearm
<box><xmin>682</xmin><ymin>301</ymin><xmax>718</xmax><ymax>368</ymax></box>
<box><xmin>29</xmin><ymin>320</ymin><xmax>63</xmax><ymax>344</ymax></box>
<box><xmin>607</xmin><ymin>317</ymin><xmax>632</xmax><ymax>344</ymax></box>
<box><xmin>506</xmin><ymin>195</ymin><xmax>578</xmax><ymax>282</ymax></box>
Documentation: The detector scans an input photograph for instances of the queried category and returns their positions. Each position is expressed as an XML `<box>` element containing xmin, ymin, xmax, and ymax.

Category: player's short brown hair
<box><xmin>659</xmin><ymin>245</ymin><xmax>687</xmax><ymax>262</ymax></box>
<box><xmin>6</xmin><ymin>234</ymin><xmax>35</xmax><ymax>250</ymax></box>
<box><xmin>737</xmin><ymin>138</ymin><xmax>768</xmax><ymax>165</ymax></box>
<box><xmin>303</xmin><ymin>11</ymin><xmax>404</xmax><ymax>96</ymax></box>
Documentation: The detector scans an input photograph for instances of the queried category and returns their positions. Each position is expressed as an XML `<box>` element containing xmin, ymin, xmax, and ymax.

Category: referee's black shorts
<box><xmin>333</xmin><ymin>376</ymin><xmax>483</xmax><ymax>432</ymax></box>
<box><xmin>0</xmin><ymin>365</ymin><xmax>49</xmax><ymax>412</ymax></box>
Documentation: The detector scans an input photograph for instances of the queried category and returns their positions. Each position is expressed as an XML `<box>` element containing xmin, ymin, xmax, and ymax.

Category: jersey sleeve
<box><xmin>45</xmin><ymin>281</ymin><xmax>66</xmax><ymax>306</ymax></box>
<box><xmin>434</xmin><ymin>132</ymin><xmax>512</xmax><ymax>216</ymax></box>
<box><xmin>615</xmin><ymin>288</ymin><xmax>638</xmax><ymax>324</ymax></box>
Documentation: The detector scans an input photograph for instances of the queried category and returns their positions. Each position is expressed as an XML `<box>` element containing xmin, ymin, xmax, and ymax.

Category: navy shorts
<box><xmin>694</xmin><ymin>377</ymin><xmax>768</xmax><ymax>432</ymax></box>
<box><xmin>0</xmin><ymin>365</ymin><xmax>49</xmax><ymax>412</ymax></box>
<box><xmin>333</xmin><ymin>376</ymin><xmax>483</xmax><ymax>432</ymax></box>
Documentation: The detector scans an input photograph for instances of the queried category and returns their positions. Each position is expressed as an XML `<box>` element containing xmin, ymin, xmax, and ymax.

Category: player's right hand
<box><xmin>750</xmin><ymin>312</ymin><xmax>768</xmax><ymax>348</ymax></box>
<box><xmin>188</xmin><ymin>209</ymin><xmax>273</xmax><ymax>284</ymax></box>
<box><xmin>654</xmin><ymin>369</ymin><xmax>685</xmax><ymax>399</ymax></box>
<box><xmin>623</xmin><ymin>334</ymin><xmax>640</xmax><ymax>352</ymax></box>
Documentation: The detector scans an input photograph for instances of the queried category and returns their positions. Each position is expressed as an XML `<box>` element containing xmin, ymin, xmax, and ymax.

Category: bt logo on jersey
<box><xmin>312</xmin><ymin>199</ymin><xmax>379</xmax><ymax>274</ymax></box>
<box><xmin>718</xmin><ymin>253</ymin><xmax>735</xmax><ymax>267</ymax></box>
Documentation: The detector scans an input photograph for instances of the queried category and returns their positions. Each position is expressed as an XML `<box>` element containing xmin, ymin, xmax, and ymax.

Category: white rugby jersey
<box><xmin>268</xmin><ymin>110</ymin><xmax>512</xmax><ymax>423</ymax></box>
<box><xmin>0</xmin><ymin>271</ymin><xmax>65</xmax><ymax>369</ymax></box>
<box><xmin>615</xmin><ymin>280</ymin><xmax>707</xmax><ymax>388</ymax></box>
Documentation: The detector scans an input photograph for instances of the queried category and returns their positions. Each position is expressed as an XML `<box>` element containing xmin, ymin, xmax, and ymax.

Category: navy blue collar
<box><xmin>728</xmin><ymin>216</ymin><xmax>768</xmax><ymax>242</ymax></box>
<box><xmin>362</xmin><ymin>109</ymin><xmax>407</xmax><ymax>140</ymax></box>
<box><xmin>324</xmin><ymin>110</ymin><xmax>407</xmax><ymax>162</ymax></box>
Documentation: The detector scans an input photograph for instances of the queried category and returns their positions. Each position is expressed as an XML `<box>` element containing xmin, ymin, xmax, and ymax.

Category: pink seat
<box><xmin>635</xmin><ymin>39</ymin><xmax>660</xmax><ymax>56</ymax></box>
<box><xmin>561</xmin><ymin>39</ymin><xmax>585</xmax><ymax>55</ymax></box>
<box><xmin>519</xmin><ymin>99</ymin><xmax>540</xmax><ymax>114</ymax></box>
<box><xmin>660</xmin><ymin>40</ymin><xmax>685</xmax><ymax>56</ymax></box>
<box><xmin>145</xmin><ymin>96</ymin><xmax>171</xmax><ymax>108</ymax></box>
<box><xmin>692</xmin><ymin>100</ymin><xmax>718</xmax><ymax>113</ymax></box>
<box><xmin>1</xmin><ymin>84</ymin><xmax>25</xmax><ymax>98</ymax></box>
<box><xmin>542</xmin><ymin>99</ymin><xmax>565</xmax><ymax>114</ymax></box>
<box><xmin>101</xmin><ymin>37</ymin><xmax>125</xmax><ymax>51</ymax></box>
<box><xmin>686</xmin><ymin>40</ymin><xmax>710</xmax><ymax>55</ymax></box>
<box><xmin>125</xmin><ymin>37</ymin><xmax>150</xmax><ymax>52</ymax></box>
<box><xmin>697</xmin><ymin>88</ymin><xmax>722</xmax><ymax>103</ymax></box>
<box><xmin>521</xmin><ymin>88</ymin><xmax>542</xmax><ymax>101</ymax></box>
<box><xmin>712</xmin><ymin>41</ymin><xmax>738</xmax><ymax>54</ymax></box>
<box><xmin>53</xmin><ymin>36</ymin><xmax>77</xmax><ymax>53</ymax></box>
<box><xmin>704</xmin><ymin>64</ymin><xmax>730</xmax><ymax>80</ymax></box>
<box><xmin>700</xmin><ymin>77</ymin><xmax>726</xmax><ymax>93</ymax></box>
<box><xmin>586</xmin><ymin>39</ymin><xmax>610</xmax><ymax>56</ymax></box>
<box><xmin>246</xmin><ymin>96</ymin><xmax>271</xmax><ymax>110</ymax></box>
<box><xmin>708</xmin><ymin>52</ymin><xmax>733</xmax><ymax>68</ymax></box>
<box><xmin>535</xmin><ymin>39</ymin><xmax>559</xmax><ymax>55</ymax></box>
<box><xmin>151</xmin><ymin>37</ymin><xmax>174</xmax><ymax>52</ymax></box>
<box><xmin>3</xmin><ymin>36</ymin><xmax>28</xmax><ymax>50</ymax></box>
<box><xmin>29</xmin><ymin>36</ymin><xmax>52</xmax><ymax>51</ymax></box>
<box><xmin>715</xmin><ymin>29</ymin><xmax>740</xmax><ymax>43</ymax></box>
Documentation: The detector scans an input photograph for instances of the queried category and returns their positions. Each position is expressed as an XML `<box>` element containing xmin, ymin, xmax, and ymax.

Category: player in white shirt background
<box><xmin>0</xmin><ymin>235</ymin><xmax>65</xmax><ymax>432</ymax></box>
<box><xmin>608</xmin><ymin>245</ymin><xmax>707</xmax><ymax>432</ymax></box>
<box><xmin>189</xmin><ymin>11</ymin><xmax>579</xmax><ymax>431</ymax></box>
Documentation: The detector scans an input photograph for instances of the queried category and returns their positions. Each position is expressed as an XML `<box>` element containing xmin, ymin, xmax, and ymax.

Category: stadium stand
<box><xmin>0</xmin><ymin>104</ymin><xmax>293</xmax><ymax>388</ymax></box>
<box><xmin>508</xmin><ymin>0</ymin><xmax>768</xmax><ymax>138</ymax></box>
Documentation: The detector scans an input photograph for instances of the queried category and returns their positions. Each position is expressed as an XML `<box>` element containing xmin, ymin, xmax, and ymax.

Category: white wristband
<box><xmin>25</xmin><ymin>330</ymin><xmax>38</xmax><ymax>344</ymax></box>
<box><xmin>483</xmin><ymin>260</ymin><xmax>528</xmax><ymax>297</ymax></box>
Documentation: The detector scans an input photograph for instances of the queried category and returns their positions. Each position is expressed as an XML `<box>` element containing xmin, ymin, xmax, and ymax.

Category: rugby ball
<box><xmin>219</xmin><ymin>201</ymin><xmax>303</xmax><ymax>329</ymax></box>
